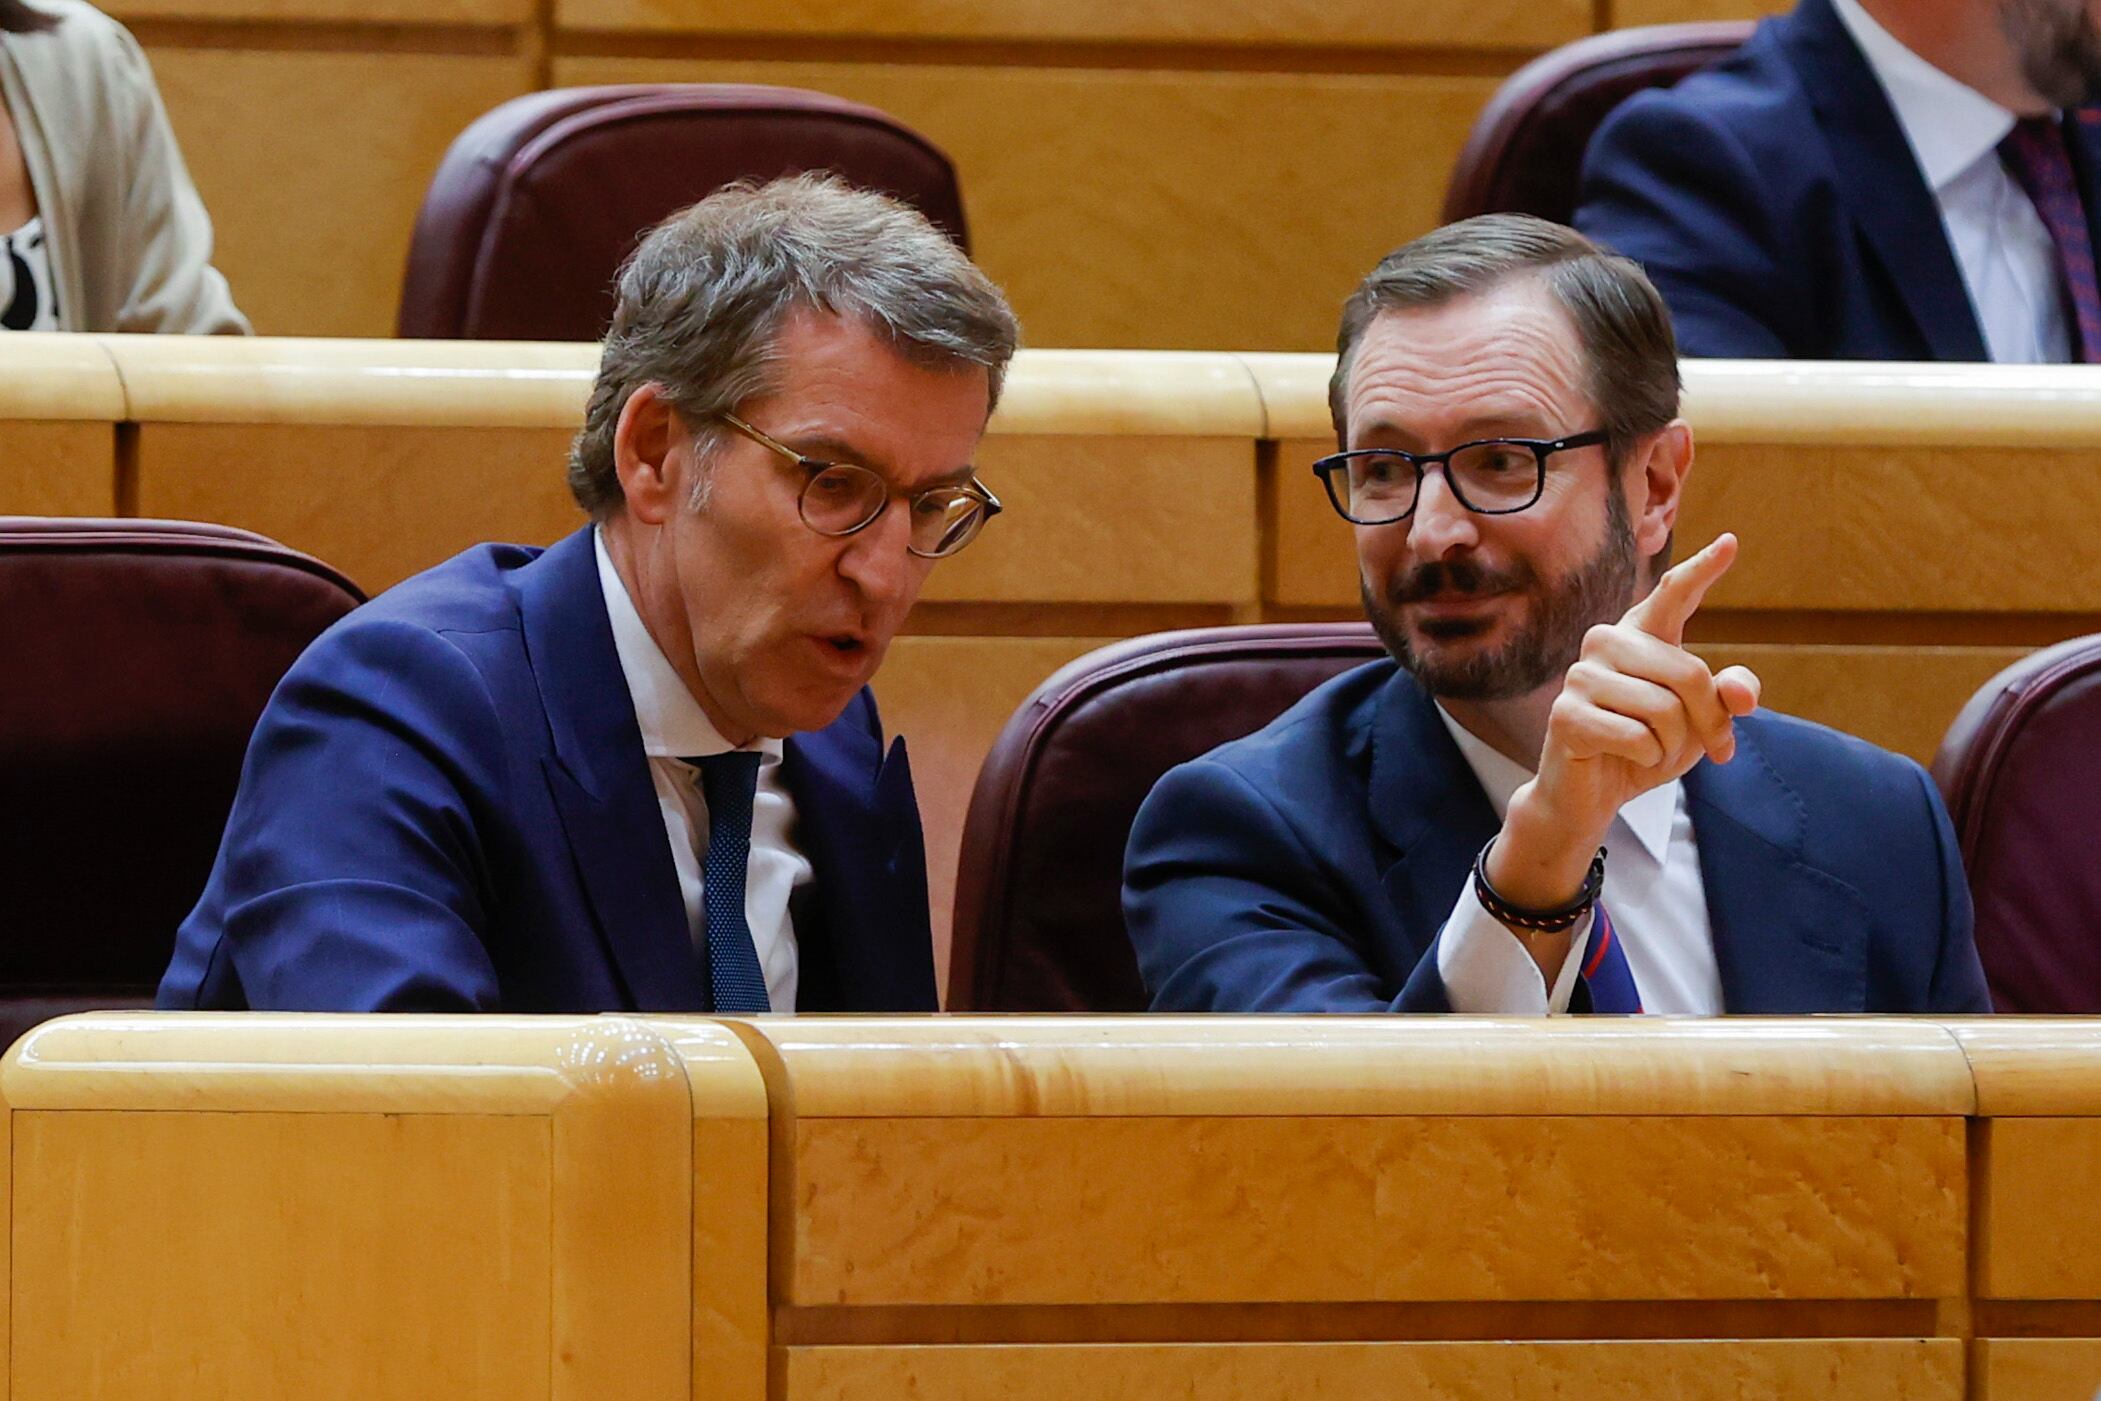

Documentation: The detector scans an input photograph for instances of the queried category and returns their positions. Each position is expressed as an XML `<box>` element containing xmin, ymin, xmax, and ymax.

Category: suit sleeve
<box><xmin>1912</xmin><ymin>759</ymin><xmax>1993</xmax><ymax>1013</ymax></box>
<box><xmin>1573</xmin><ymin>91</ymin><xmax>1797</xmax><ymax>359</ymax></box>
<box><xmin>195</xmin><ymin>619</ymin><xmax>505</xmax><ymax>1010</ymax></box>
<box><xmin>1123</xmin><ymin>756</ymin><xmax>1451</xmax><ymax>1012</ymax></box>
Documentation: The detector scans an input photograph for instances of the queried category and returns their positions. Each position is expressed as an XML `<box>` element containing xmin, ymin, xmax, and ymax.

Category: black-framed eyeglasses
<box><xmin>717</xmin><ymin>411</ymin><xmax>1004</xmax><ymax>559</ymax></box>
<box><xmin>1311</xmin><ymin>430</ymin><xmax>1610</xmax><ymax>525</ymax></box>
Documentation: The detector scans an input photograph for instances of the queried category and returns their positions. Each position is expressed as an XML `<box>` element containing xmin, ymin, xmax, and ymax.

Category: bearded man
<box><xmin>1575</xmin><ymin>0</ymin><xmax>2101</xmax><ymax>363</ymax></box>
<box><xmin>1121</xmin><ymin>217</ymin><xmax>1991</xmax><ymax>1014</ymax></box>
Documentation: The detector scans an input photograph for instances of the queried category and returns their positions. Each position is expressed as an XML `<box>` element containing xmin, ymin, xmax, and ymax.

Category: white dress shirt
<box><xmin>1831</xmin><ymin>0</ymin><xmax>2071</xmax><ymax>363</ymax></box>
<box><xmin>594</xmin><ymin>529</ymin><xmax>810</xmax><ymax>1010</ymax></box>
<box><xmin>1432</xmin><ymin>705</ymin><xmax>1725</xmax><ymax>1015</ymax></box>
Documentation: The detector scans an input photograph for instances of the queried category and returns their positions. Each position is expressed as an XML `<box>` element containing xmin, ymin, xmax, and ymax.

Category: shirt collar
<box><xmin>593</xmin><ymin>526</ymin><xmax>782</xmax><ymax>762</ymax></box>
<box><xmin>1830</xmin><ymin>0</ymin><xmax>2023</xmax><ymax>190</ymax></box>
<box><xmin>1433</xmin><ymin>702</ymin><xmax>1677</xmax><ymax>867</ymax></box>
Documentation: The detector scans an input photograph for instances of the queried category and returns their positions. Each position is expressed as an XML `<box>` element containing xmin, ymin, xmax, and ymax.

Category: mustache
<box><xmin>1386</xmin><ymin>555</ymin><xmax>1535</xmax><ymax>605</ymax></box>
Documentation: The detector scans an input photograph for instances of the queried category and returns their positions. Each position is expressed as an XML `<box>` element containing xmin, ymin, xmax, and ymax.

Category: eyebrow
<box><xmin>774</xmin><ymin>432</ymin><xmax>979</xmax><ymax>489</ymax></box>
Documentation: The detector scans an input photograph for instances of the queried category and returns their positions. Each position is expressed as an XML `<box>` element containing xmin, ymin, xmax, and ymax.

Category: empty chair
<box><xmin>1932</xmin><ymin>636</ymin><xmax>2101</xmax><ymax>1013</ymax></box>
<box><xmin>1442</xmin><ymin>23</ymin><xmax>1753</xmax><ymax>224</ymax></box>
<box><xmin>0</xmin><ymin>519</ymin><xmax>363</xmax><ymax>1047</ymax></box>
<box><xmin>949</xmin><ymin>624</ymin><xmax>1389</xmax><ymax>1012</ymax></box>
<box><xmin>397</xmin><ymin>84</ymin><xmax>969</xmax><ymax>342</ymax></box>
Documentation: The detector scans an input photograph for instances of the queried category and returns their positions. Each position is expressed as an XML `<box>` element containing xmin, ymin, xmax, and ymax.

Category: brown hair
<box><xmin>0</xmin><ymin>0</ymin><xmax>60</xmax><ymax>31</ymax></box>
<box><xmin>567</xmin><ymin>173</ymin><xmax>1019</xmax><ymax>517</ymax></box>
<box><xmin>1328</xmin><ymin>214</ymin><xmax>1680</xmax><ymax>467</ymax></box>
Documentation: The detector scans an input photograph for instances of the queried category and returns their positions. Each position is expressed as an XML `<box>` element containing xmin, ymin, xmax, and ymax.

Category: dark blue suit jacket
<box><xmin>158</xmin><ymin>526</ymin><xmax>937</xmax><ymax>1013</ymax></box>
<box><xmin>1573</xmin><ymin>0</ymin><xmax>2101</xmax><ymax>360</ymax></box>
<box><xmin>1123</xmin><ymin>661</ymin><xmax>1991</xmax><ymax>1014</ymax></box>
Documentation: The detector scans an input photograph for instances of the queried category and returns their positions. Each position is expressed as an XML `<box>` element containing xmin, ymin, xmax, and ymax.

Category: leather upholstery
<box><xmin>1442</xmin><ymin>23</ymin><xmax>1754</xmax><ymax>223</ymax></box>
<box><xmin>0</xmin><ymin>519</ymin><xmax>363</xmax><ymax>1048</ymax></box>
<box><xmin>949</xmin><ymin>624</ymin><xmax>1389</xmax><ymax>1011</ymax></box>
<box><xmin>1932</xmin><ymin>635</ymin><xmax>2101</xmax><ymax>1012</ymax></box>
<box><xmin>398</xmin><ymin>84</ymin><xmax>969</xmax><ymax>342</ymax></box>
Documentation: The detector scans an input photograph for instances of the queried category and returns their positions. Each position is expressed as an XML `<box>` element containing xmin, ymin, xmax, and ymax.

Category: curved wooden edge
<box><xmin>0</xmin><ymin>1011</ymin><xmax>766</xmax><ymax>1117</ymax></box>
<box><xmin>1942</xmin><ymin>1019</ymin><xmax>2101</xmax><ymax>1117</ymax></box>
<box><xmin>988</xmin><ymin>350</ymin><xmax>1265</xmax><ymax>437</ymax></box>
<box><xmin>1247</xmin><ymin>350</ymin><xmax>2101</xmax><ymax>446</ymax></box>
<box><xmin>725</xmin><ymin>1016</ymin><xmax>1978</xmax><ymax>1119</ymax></box>
<box><xmin>102</xmin><ymin>334</ymin><xmax>600</xmax><ymax>428</ymax></box>
<box><xmin>0</xmin><ymin>334</ymin><xmax>127</xmax><ymax>421</ymax></box>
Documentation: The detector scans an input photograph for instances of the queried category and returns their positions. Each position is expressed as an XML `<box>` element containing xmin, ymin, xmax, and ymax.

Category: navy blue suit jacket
<box><xmin>158</xmin><ymin>526</ymin><xmax>937</xmax><ymax>1013</ymax></box>
<box><xmin>1123</xmin><ymin>661</ymin><xmax>1991</xmax><ymax>1014</ymax></box>
<box><xmin>1573</xmin><ymin>0</ymin><xmax>2101</xmax><ymax>359</ymax></box>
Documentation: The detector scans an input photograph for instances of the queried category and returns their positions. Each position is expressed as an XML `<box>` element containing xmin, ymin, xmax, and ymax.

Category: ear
<box><xmin>1625</xmin><ymin>419</ymin><xmax>1692</xmax><ymax>561</ymax></box>
<box><xmin>613</xmin><ymin>382</ymin><xmax>683</xmax><ymax>526</ymax></box>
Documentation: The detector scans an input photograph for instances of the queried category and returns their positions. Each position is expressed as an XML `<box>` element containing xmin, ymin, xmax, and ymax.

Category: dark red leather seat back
<box><xmin>1932</xmin><ymin>635</ymin><xmax>2101</xmax><ymax>1012</ymax></box>
<box><xmin>0</xmin><ymin>520</ymin><xmax>364</xmax><ymax>1047</ymax></box>
<box><xmin>1442</xmin><ymin>22</ymin><xmax>1754</xmax><ymax>224</ymax></box>
<box><xmin>398</xmin><ymin>84</ymin><xmax>969</xmax><ymax>342</ymax></box>
<box><xmin>949</xmin><ymin>625</ymin><xmax>1389</xmax><ymax>1011</ymax></box>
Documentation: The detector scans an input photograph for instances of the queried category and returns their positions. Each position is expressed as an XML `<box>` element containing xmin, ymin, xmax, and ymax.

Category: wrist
<box><xmin>1490</xmin><ymin>783</ymin><xmax>1610</xmax><ymax>910</ymax></box>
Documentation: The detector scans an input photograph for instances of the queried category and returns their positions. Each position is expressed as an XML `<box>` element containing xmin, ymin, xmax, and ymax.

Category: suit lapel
<box><xmin>1684</xmin><ymin>718</ymin><xmax>1870</xmax><ymax>1012</ymax></box>
<box><xmin>1783</xmin><ymin>0</ymin><xmax>1989</xmax><ymax>359</ymax></box>
<box><xmin>785</xmin><ymin>707</ymin><xmax>936</xmax><ymax>1011</ymax></box>
<box><xmin>1366</xmin><ymin>673</ymin><xmax>1501</xmax><ymax>970</ymax></box>
<box><xmin>516</xmin><ymin>527</ymin><xmax>705</xmax><ymax>1010</ymax></box>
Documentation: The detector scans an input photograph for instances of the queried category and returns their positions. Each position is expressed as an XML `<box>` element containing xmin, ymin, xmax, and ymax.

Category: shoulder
<box><xmin>1729</xmin><ymin>709</ymin><xmax>1946</xmax><ymax>862</ymax></box>
<box><xmin>4</xmin><ymin>2</ymin><xmax>149</xmax><ymax>86</ymax></box>
<box><xmin>1588</xmin><ymin>20</ymin><xmax>1822</xmax><ymax>172</ymax></box>
<box><xmin>1738</xmin><ymin>708</ymin><xmax>1928</xmax><ymax>795</ymax></box>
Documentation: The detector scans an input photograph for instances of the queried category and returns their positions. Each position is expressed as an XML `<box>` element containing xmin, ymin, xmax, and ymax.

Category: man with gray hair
<box><xmin>161</xmin><ymin>175</ymin><xmax>1018</xmax><ymax>1013</ymax></box>
<box><xmin>1124</xmin><ymin>215</ymin><xmax>1990</xmax><ymax>1015</ymax></box>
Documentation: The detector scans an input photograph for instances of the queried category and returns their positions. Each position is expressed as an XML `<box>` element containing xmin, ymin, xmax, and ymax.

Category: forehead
<box><xmin>1343</xmin><ymin>278</ymin><xmax>1594</xmax><ymax>440</ymax></box>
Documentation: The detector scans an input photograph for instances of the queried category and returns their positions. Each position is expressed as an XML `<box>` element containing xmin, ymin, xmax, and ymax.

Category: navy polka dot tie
<box><xmin>690</xmin><ymin>751</ymin><xmax>771</xmax><ymax>1013</ymax></box>
<box><xmin>2000</xmin><ymin>115</ymin><xmax>2101</xmax><ymax>363</ymax></box>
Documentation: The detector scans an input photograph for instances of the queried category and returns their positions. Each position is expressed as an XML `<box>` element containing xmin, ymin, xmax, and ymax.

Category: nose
<box><xmin>835</xmin><ymin>495</ymin><xmax>920</xmax><ymax>606</ymax></box>
<box><xmin>1405</xmin><ymin>464</ymin><xmax>1480</xmax><ymax>561</ymax></box>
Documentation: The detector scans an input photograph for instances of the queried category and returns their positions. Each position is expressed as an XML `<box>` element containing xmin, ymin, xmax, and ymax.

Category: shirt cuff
<box><xmin>1435</xmin><ymin>884</ymin><xmax>1596</xmax><ymax>1014</ymax></box>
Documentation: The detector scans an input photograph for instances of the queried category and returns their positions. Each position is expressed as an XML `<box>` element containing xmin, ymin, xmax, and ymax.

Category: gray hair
<box><xmin>1328</xmin><ymin>214</ymin><xmax>1681</xmax><ymax>468</ymax></box>
<box><xmin>568</xmin><ymin>173</ymin><xmax>1020</xmax><ymax>516</ymax></box>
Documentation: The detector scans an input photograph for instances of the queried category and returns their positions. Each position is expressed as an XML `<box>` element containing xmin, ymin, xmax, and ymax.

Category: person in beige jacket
<box><xmin>0</xmin><ymin>0</ymin><xmax>245</xmax><ymax>333</ymax></box>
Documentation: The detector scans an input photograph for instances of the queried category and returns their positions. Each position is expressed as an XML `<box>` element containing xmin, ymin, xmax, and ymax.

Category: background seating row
<box><xmin>6</xmin><ymin>1012</ymin><xmax>2101</xmax><ymax>1400</ymax></box>
<box><xmin>106</xmin><ymin>0</ymin><xmax>1794</xmax><ymax>349</ymax></box>
<box><xmin>5</xmin><ymin>335</ymin><xmax>2093</xmax><ymax>986</ymax></box>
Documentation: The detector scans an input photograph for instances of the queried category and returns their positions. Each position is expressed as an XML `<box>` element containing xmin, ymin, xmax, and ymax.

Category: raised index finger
<box><xmin>1621</xmin><ymin>532</ymin><xmax>1739</xmax><ymax>645</ymax></box>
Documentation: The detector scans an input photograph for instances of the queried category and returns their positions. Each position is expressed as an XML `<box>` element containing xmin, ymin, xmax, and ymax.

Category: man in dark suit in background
<box><xmin>1574</xmin><ymin>0</ymin><xmax>2101</xmax><ymax>362</ymax></box>
<box><xmin>1123</xmin><ymin>216</ymin><xmax>1990</xmax><ymax>1015</ymax></box>
<box><xmin>159</xmin><ymin>174</ymin><xmax>1019</xmax><ymax>1014</ymax></box>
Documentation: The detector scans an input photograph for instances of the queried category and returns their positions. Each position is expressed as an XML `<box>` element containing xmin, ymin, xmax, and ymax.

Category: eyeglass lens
<box><xmin>800</xmin><ymin>464</ymin><xmax>988</xmax><ymax>557</ymax></box>
<box><xmin>1342</xmin><ymin>441</ymin><xmax>1541</xmax><ymax>519</ymax></box>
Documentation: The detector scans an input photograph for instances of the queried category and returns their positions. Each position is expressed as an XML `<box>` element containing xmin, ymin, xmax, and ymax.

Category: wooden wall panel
<box><xmin>113</xmin><ymin>0</ymin><xmax>525</xmax><ymax>20</ymax></box>
<box><xmin>0</xmin><ymin>424</ymin><xmax>118</xmax><ymax>516</ymax></box>
<box><xmin>1978</xmin><ymin>1119</ymin><xmax>2101</xmax><ymax>1301</ymax></box>
<box><xmin>873</xmin><ymin>636</ymin><xmax>1116</xmax><ymax>986</ymax></box>
<box><xmin>781</xmin><ymin>1339</ymin><xmax>1965</xmax><ymax>1401</ymax></box>
<box><xmin>1608</xmin><ymin>0</ymin><xmax>1788</xmax><ymax>27</ymax></box>
<box><xmin>12</xmin><ymin>1110</ymin><xmax>554</xmax><ymax>1399</ymax></box>
<box><xmin>554</xmin><ymin>57</ymin><xmax>1498</xmax><ymax>354</ymax></box>
<box><xmin>1977</xmin><ymin>1340</ymin><xmax>2101</xmax><ymax>1401</ymax></box>
<box><xmin>554</xmin><ymin>0</ymin><xmax>1588</xmax><ymax>50</ymax></box>
<box><xmin>147</xmin><ymin>48</ymin><xmax>534</xmax><ymax>338</ymax></box>
<box><xmin>784</xmin><ymin>1115</ymin><xmax>1965</xmax><ymax>1306</ymax></box>
<box><xmin>132</xmin><ymin>423</ymin><xmax>581</xmax><ymax>591</ymax></box>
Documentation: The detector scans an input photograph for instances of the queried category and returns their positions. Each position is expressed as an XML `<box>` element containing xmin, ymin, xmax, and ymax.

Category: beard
<box><xmin>2002</xmin><ymin>0</ymin><xmax>2101</xmax><ymax>107</ymax></box>
<box><xmin>1363</xmin><ymin>483</ymin><xmax>1641</xmax><ymax>702</ymax></box>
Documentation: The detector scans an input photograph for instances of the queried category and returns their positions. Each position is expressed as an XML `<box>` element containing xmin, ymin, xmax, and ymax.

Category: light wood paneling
<box><xmin>13</xmin><ymin>1109</ymin><xmax>555</xmax><ymax>1399</ymax></box>
<box><xmin>0</xmin><ymin>333</ymin><xmax>127</xmax><ymax>420</ymax></box>
<box><xmin>555</xmin><ymin>0</ymin><xmax>1587</xmax><ymax>50</ymax></box>
<box><xmin>112</xmin><ymin>0</ymin><xmax>527</xmax><ymax>20</ymax></box>
<box><xmin>1977</xmin><ymin>1339</ymin><xmax>2101</xmax><ymax>1401</ymax></box>
<box><xmin>0</xmin><ymin>423</ymin><xmax>118</xmax><ymax>515</ymax></box>
<box><xmin>781</xmin><ymin>1338</ymin><xmax>1965</xmax><ymax>1400</ymax></box>
<box><xmin>873</xmin><ymin>636</ymin><xmax>1116</xmax><ymax>984</ymax></box>
<box><xmin>1950</xmin><ymin>1020</ymin><xmax>2101</xmax><ymax>1117</ymax></box>
<box><xmin>1609</xmin><ymin>0</ymin><xmax>1789</xmax><ymax>27</ymax></box>
<box><xmin>554</xmin><ymin>58</ymin><xmax>1498</xmax><ymax>353</ymax></box>
<box><xmin>781</xmin><ymin>1113</ymin><xmax>1965</xmax><ymax>1306</ymax></box>
<box><xmin>147</xmin><ymin>48</ymin><xmax>534</xmax><ymax>337</ymax></box>
<box><xmin>1978</xmin><ymin>1118</ymin><xmax>2101</xmax><ymax>1301</ymax></box>
<box><xmin>133</xmin><ymin>422</ymin><xmax>580</xmax><ymax>589</ymax></box>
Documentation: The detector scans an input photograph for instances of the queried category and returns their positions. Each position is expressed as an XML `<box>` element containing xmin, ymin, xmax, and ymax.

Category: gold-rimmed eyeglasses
<box><xmin>717</xmin><ymin>412</ymin><xmax>1003</xmax><ymax>559</ymax></box>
